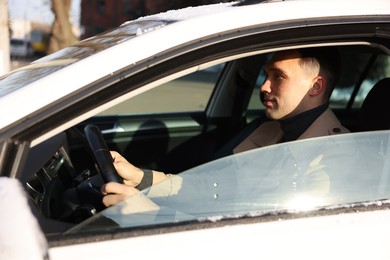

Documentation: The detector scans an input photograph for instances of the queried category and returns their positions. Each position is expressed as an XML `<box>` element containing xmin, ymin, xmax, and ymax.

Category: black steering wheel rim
<box><xmin>83</xmin><ymin>124</ymin><xmax>124</xmax><ymax>184</ymax></box>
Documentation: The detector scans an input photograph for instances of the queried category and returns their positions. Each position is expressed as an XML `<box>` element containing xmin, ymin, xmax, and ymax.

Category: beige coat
<box><xmin>233</xmin><ymin>108</ymin><xmax>350</xmax><ymax>154</ymax></box>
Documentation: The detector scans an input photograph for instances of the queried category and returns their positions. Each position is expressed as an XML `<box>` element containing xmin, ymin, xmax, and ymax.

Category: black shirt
<box><xmin>280</xmin><ymin>103</ymin><xmax>329</xmax><ymax>142</ymax></box>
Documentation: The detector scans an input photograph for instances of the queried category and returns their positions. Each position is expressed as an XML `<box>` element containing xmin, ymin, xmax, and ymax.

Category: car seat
<box><xmin>358</xmin><ymin>77</ymin><xmax>390</xmax><ymax>131</ymax></box>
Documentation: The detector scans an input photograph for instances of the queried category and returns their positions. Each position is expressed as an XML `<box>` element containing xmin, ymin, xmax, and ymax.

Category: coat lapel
<box><xmin>298</xmin><ymin>108</ymin><xmax>349</xmax><ymax>140</ymax></box>
<box><xmin>233</xmin><ymin>121</ymin><xmax>284</xmax><ymax>153</ymax></box>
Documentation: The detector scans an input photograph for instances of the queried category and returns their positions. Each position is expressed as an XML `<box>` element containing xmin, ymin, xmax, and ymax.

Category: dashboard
<box><xmin>23</xmin><ymin>130</ymin><xmax>105</xmax><ymax>229</ymax></box>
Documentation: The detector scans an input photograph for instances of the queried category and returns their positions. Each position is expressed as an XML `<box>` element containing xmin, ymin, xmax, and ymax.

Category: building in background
<box><xmin>80</xmin><ymin>0</ymin><xmax>230</xmax><ymax>39</ymax></box>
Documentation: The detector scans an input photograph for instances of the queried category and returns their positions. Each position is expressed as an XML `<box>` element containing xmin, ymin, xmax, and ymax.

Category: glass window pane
<box><xmin>99</xmin><ymin>64</ymin><xmax>225</xmax><ymax>115</ymax></box>
<box><xmin>351</xmin><ymin>54</ymin><xmax>390</xmax><ymax>108</ymax></box>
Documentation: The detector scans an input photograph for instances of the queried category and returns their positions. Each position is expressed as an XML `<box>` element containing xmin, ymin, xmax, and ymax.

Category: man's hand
<box><xmin>101</xmin><ymin>182</ymin><xmax>139</xmax><ymax>207</ymax></box>
<box><xmin>99</xmin><ymin>151</ymin><xmax>144</xmax><ymax>207</ymax></box>
<box><xmin>110</xmin><ymin>151</ymin><xmax>144</xmax><ymax>187</ymax></box>
<box><xmin>101</xmin><ymin>151</ymin><xmax>169</xmax><ymax>208</ymax></box>
<box><xmin>101</xmin><ymin>181</ymin><xmax>160</xmax><ymax>213</ymax></box>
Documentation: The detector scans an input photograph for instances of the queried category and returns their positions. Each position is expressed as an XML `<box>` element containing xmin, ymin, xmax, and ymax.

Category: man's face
<box><xmin>260</xmin><ymin>50</ymin><xmax>317</xmax><ymax>120</ymax></box>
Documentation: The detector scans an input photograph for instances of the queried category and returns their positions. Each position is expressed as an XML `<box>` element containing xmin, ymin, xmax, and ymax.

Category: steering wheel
<box><xmin>84</xmin><ymin>124</ymin><xmax>124</xmax><ymax>184</ymax></box>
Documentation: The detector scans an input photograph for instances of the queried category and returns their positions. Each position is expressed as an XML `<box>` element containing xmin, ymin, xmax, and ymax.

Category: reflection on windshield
<box><xmin>0</xmin><ymin>20</ymin><xmax>170</xmax><ymax>96</ymax></box>
<box><xmin>68</xmin><ymin>131</ymin><xmax>390</xmax><ymax>234</ymax></box>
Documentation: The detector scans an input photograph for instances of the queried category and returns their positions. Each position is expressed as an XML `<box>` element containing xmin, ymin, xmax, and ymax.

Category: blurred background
<box><xmin>0</xmin><ymin>0</ymin><xmax>231</xmax><ymax>75</ymax></box>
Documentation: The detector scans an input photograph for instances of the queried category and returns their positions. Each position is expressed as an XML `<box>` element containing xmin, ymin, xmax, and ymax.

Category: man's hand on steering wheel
<box><xmin>84</xmin><ymin>124</ymin><xmax>124</xmax><ymax>184</ymax></box>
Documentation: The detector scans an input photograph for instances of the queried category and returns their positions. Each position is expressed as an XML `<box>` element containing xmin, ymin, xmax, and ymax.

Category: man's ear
<box><xmin>309</xmin><ymin>76</ymin><xmax>326</xmax><ymax>97</ymax></box>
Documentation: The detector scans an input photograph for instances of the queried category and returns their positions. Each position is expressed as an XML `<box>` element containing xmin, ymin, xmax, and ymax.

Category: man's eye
<box><xmin>273</xmin><ymin>73</ymin><xmax>284</xmax><ymax>80</ymax></box>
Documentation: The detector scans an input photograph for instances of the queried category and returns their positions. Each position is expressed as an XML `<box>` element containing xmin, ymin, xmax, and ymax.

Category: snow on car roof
<box><xmin>127</xmin><ymin>2</ymin><xmax>237</xmax><ymax>24</ymax></box>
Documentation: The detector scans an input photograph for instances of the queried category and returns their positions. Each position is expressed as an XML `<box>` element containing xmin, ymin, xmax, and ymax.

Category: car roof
<box><xmin>0</xmin><ymin>0</ymin><xmax>389</xmax><ymax>143</ymax></box>
<box><xmin>136</xmin><ymin>0</ymin><xmax>387</xmax><ymax>23</ymax></box>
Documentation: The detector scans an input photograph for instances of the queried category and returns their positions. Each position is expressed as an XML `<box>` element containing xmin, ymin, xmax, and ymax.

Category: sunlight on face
<box><xmin>260</xmin><ymin>50</ymin><xmax>316</xmax><ymax>120</ymax></box>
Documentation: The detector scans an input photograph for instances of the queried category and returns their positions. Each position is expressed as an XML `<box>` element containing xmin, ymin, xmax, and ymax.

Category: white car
<box><xmin>10</xmin><ymin>38</ymin><xmax>33</xmax><ymax>58</ymax></box>
<box><xmin>0</xmin><ymin>0</ymin><xmax>390</xmax><ymax>259</ymax></box>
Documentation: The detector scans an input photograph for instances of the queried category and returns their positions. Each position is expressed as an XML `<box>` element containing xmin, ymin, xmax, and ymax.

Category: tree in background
<box><xmin>47</xmin><ymin>0</ymin><xmax>77</xmax><ymax>54</ymax></box>
<box><xmin>0</xmin><ymin>0</ymin><xmax>10</xmax><ymax>75</ymax></box>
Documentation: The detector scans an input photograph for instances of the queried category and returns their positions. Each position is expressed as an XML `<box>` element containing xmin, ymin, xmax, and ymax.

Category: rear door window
<box><xmin>331</xmin><ymin>51</ymin><xmax>390</xmax><ymax>109</ymax></box>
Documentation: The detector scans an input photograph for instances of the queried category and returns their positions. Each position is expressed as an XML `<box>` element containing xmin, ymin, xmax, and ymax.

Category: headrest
<box><xmin>359</xmin><ymin>78</ymin><xmax>390</xmax><ymax>131</ymax></box>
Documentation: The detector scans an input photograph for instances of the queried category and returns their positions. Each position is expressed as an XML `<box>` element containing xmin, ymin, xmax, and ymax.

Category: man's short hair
<box><xmin>298</xmin><ymin>47</ymin><xmax>341</xmax><ymax>99</ymax></box>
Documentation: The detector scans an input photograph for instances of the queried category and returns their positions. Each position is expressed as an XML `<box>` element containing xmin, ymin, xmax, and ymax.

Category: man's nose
<box><xmin>260</xmin><ymin>79</ymin><xmax>271</xmax><ymax>93</ymax></box>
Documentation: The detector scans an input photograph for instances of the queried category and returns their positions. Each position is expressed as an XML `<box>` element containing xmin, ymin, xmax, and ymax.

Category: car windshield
<box><xmin>0</xmin><ymin>20</ymin><xmax>170</xmax><ymax>97</ymax></box>
<box><xmin>67</xmin><ymin>130</ymin><xmax>390</xmax><ymax>234</ymax></box>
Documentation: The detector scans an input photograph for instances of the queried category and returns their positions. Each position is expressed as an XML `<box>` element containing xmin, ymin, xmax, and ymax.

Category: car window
<box><xmin>350</xmin><ymin>53</ymin><xmax>390</xmax><ymax>108</ymax></box>
<box><xmin>67</xmin><ymin>130</ymin><xmax>390</xmax><ymax>233</ymax></box>
<box><xmin>98</xmin><ymin>64</ymin><xmax>225</xmax><ymax>115</ymax></box>
<box><xmin>331</xmin><ymin>51</ymin><xmax>390</xmax><ymax>109</ymax></box>
<box><xmin>246</xmin><ymin>48</ymin><xmax>390</xmax><ymax>112</ymax></box>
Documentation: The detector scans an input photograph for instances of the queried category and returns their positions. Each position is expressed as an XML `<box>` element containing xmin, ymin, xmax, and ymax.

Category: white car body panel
<box><xmin>49</xmin><ymin>208</ymin><xmax>390</xmax><ymax>260</ymax></box>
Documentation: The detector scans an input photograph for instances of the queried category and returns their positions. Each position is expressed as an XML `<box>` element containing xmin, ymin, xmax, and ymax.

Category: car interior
<box><xmin>21</xmin><ymin>43</ymin><xmax>390</xmax><ymax>235</ymax></box>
